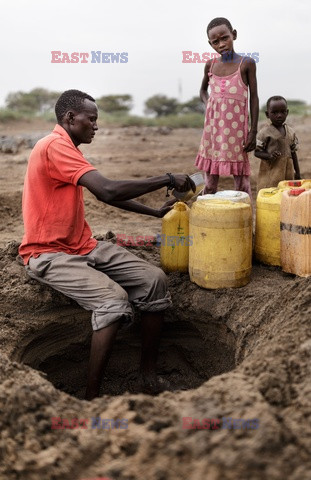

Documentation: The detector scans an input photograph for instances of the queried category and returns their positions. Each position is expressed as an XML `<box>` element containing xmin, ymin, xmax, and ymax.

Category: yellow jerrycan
<box><xmin>278</xmin><ymin>179</ymin><xmax>311</xmax><ymax>189</ymax></box>
<box><xmin>189</xmin><ymin>199</ymin><xmax>252</xmax><ymax>289</ymax></box>
<box><xmin>160</xmin><ymin>202</ymin><xmax>190</xmax><ymax>272</ymax></box>
<box><xmin>280</xmin><ymin>188</ymin><xmax>311</xmax><ymax>277</ymax></box>
<box><xmin>255</xmin><ymin>188</ymin><xmax>285</xmax><ymax>266</ymax></box>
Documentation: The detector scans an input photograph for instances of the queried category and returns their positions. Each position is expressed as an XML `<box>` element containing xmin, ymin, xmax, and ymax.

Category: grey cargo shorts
<box><xmin>26</xmin><ymin>241</ymin><xmax>172</xmax><ymax>330</ymax></box>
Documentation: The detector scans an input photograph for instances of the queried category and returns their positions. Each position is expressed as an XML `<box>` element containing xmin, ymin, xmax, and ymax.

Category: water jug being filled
<box><xmin>160</xmin><ymin>202</ymin><xmax>190</xmax><ymax>272</ymax></box>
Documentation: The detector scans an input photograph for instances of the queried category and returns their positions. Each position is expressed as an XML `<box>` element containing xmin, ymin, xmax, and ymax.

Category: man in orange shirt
<box><xmin>19</xmin><ymin>89</ymin><xmax>194</xmax><ymax>400</ymax></box>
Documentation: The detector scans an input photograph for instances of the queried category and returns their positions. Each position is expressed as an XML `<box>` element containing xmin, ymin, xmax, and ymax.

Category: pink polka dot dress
<box><xmin>195</xmin><ymin>58</ymin><xmax>250</xmax><ymax>176</ymax></box>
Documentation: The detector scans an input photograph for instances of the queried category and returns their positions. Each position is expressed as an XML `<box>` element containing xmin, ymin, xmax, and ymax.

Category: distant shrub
<box><xmin>144</xmin><ymin>95</ymin><xmax>179</xmax><ymax>117</ymax></box>
<box><xmin>98</xmin><ymin>112</ymin><xmax>204</xmax><ymax>128</ymax></box>
<box><xmin>5</xmin><ymin>88</ymin><xmax>61</xmax><ymax>114</ymax></box>
<box><xmin>97</xmin><ymin>95</ymin><xmax>133</xmax><ymax>113</ymax></box>
<box><xmin>179</xmin><ymin>97</ymin><xmax>205</xmax><ymax>114</ymax></box>
<box><xmin>287</xmin><ymin>100</ymin><xmax>306</xmax><ymax>107</ymax></box>
<box><xmin>151</xmin><ymin>113</ymin><xmax>204</xmax><ymax>128</ymax></box>
<box><xmin>40</xmin><ymin>111</ymin><xmax>57</xmax><ymax>122</ymax></box>
<box><xmin>0</xmin><ymin>109</ymin><xmax>25</xmax><ymax>123</ymax></box>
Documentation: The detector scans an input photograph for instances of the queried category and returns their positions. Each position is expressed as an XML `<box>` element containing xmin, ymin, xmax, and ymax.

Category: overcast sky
<box><xmin>1</xmin><ymin>0</ymin><xmax>310</xmax><ymax>115</ymax></box>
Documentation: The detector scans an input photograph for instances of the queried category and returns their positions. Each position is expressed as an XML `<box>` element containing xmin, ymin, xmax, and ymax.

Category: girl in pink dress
<box><xmin>195</xmin><ymin>17</ymin><xmax>259</xmax><ymax>198</ymax></box>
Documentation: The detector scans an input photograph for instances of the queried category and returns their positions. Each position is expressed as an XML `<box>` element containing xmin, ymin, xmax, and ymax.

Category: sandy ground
<box><xmin>0</xmin><ymin>117</ymin><xmax>310</xmax><ymax>480</ymax></box>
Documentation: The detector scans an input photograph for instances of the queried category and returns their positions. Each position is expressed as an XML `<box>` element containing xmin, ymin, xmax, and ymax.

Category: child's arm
<box><xmin>254</xmin><ymin>136</ymin><xmax>280</xmax><ymax>164</ymax></box>
<box><xmin>199</xmin><ymin>60</ymin><xmax>212</xmax><ymax>105</ymax></box>
<box><xmin>290</xmin><ymin>132</ymin><xmax>301</xmax><ymax>179</ymax></box>
<box><xmin>254</xmin><ymin>149</ymin><xmax>281</xmax><ymax>163</ymax></box>
<box><xmin>292</xmin><ymin>151</ymin><xmax>301</xmax><ymax>179</ymax></box>
<box><xmin>243</xmin><ymin>58</ymin><xmax>259</xmax><ymax>152</ymax></box>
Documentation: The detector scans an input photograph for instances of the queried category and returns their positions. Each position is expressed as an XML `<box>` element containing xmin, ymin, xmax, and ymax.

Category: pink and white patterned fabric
<box><xmin>195</xmin><ymin>58</ymin><xmax>250</xmax><ymax>176</ymax></box>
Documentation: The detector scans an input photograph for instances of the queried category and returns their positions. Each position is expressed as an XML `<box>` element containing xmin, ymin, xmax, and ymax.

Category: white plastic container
<box><xmin>197</xmin><ymin>190</ymin><xmax>251</xmax><ymax>204</ymax></box>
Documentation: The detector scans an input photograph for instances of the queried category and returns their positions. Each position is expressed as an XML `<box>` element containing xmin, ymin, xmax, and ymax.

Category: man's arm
<box><xmin>107</xmin><ymin>198</ymin><xmax>176</xmax><ymax>218</ymax></box>
<box><xmin>78</xmin><ymin>170</ymin><xmax>195</xmax><ymax>203</ymax></box>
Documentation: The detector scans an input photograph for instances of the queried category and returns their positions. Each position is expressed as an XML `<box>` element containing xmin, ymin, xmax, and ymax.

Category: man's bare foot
<box><xmin>85</xmin><ymin>388</ymin><xmax>100</xmax><ymax>401</ymax></box>
<box><xmin>140</xmin><ymin>373</ymin><xmax>171</xmax><ymax>395</ymax></box>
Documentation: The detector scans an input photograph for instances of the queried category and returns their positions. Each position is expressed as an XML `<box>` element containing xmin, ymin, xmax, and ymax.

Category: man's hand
<box><xmin>156</xmin><ymin>198</ymin><xmax>177</xmax><ymax>218</ymax></box>
<box><xmin>173</xmin><ymin>174</ymin><xmax>196</xmax><ymax>193</ymax></box>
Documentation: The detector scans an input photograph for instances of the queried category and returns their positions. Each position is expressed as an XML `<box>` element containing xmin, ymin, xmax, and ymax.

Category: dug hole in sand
<box><xmin>0</xmin><ymin>123</ymin><xmax>310</xmax><ymax>480</ymax></box>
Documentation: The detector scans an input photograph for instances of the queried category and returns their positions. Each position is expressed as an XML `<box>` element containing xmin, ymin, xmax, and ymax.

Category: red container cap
<box><xmin>289</xmin><ymin>188</ymin><xmax>306</xmax><ymax>196</ymax></box>
<box><xmin>288</xmin><ymin>181</ymin><xmax>302</xmax><ymax>186</ymax></box>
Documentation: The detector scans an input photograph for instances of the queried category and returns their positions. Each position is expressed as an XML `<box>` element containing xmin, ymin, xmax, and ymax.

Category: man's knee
<box><xmin>91</xmin><ymin>281</ymin><xmax>129</xmax><ymax>310</ymax></box>
<box><xmin>143</xmin><ymin>266</ymin><xmax>169</xmax><ymax>298</ymax></box>
<box><xmin>154</xmin><ymin>267</ymin><xmax>168</xmax><ymax>288</ymax></box>
<box><xmin>114</xmin><ymin>283</ymin><xmax>129</xmax><ymax>301</ymax></box>
<box><xmin>92</xmin><ymin>283</ymin><xmax>133</xmax><ymax>331</ymax></box>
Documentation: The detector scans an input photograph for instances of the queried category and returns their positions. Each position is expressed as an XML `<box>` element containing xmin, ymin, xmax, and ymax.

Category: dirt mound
<box><xmin>1</xmin><ymin>121</ymin><xmax>311</xmax><ymax>479</ymax></box>
<box><xmin>0</xmin><ymin>240</ymin><xmax>310</xmax><ymax>480</ymax></box>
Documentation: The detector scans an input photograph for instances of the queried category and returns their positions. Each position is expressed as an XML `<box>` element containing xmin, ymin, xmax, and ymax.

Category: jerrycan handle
<box><xmin>173</xmin><ymin>202</ymin><xmax>188</xmax><ymax>211</ymax></box>
<box><xmin>262</xmin><ymin>188</ymin><xmax>280</xmax><ymax>197</ymax></box>
<box><xmin>289</xmin><ymin>188</ymin><xmax>306</xmax><ymax>196</ymax></box>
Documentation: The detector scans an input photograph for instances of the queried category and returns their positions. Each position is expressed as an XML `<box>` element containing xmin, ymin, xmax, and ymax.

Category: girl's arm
<box><xmin>243</xmin><ymin>58</ymin><xmax>259</xmax><ymax>152</ymax></box>
<box><xmin>291</xmin><ymin>151</ymin><xmax>301</xmax><ymax>179</ymax></box>
<box><xmin>199</xmin><ymin>60</ymin><xmax>212</xmax><ymax>105</ymax></box>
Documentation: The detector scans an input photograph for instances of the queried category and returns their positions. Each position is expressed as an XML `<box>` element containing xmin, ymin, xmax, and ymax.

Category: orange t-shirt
<box><xmin>19</xmin><ymin>124</ymin><xmax>98</xmax><ymax>265</ymax></box>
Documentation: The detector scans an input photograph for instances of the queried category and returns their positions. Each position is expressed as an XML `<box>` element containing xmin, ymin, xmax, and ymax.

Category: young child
<box><xmin>195</xmin><ymin>17</ymin><xmax>259</xmax><ymax>198</ymax></box>
<box><xmin>255</xmin><ymin>96</ymin><xmax>301</xmax><ymax>191</ymax></box>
